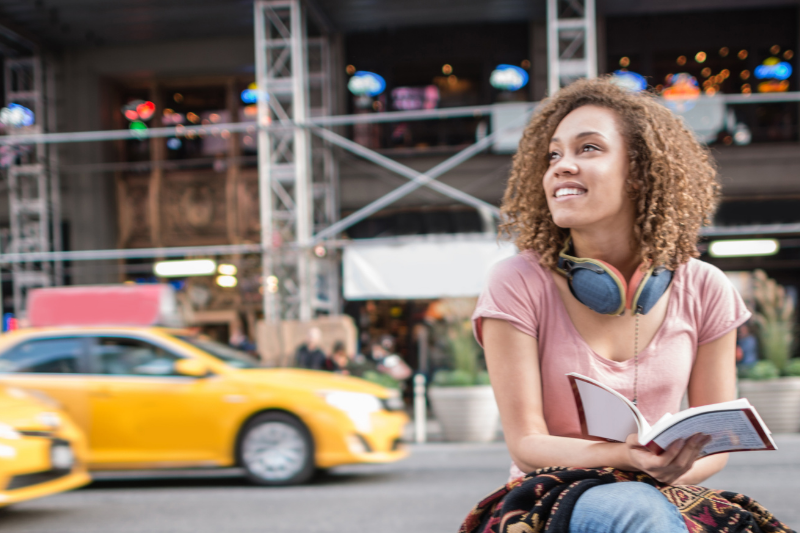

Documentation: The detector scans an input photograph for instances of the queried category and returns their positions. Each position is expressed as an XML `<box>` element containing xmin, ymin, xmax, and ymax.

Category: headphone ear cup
<box><xmin>634</xmin><ymin>269</ymin><xmax>674</xmax><ymax>314</ymax></box>
<box><xmin>626</xmin><ymin>267</ymin><xmax>647</xmax><ymax>311</ymax></box>
<box><xmin>569</xmin><ymin>267</ymin><xmax>625</xmax><ymax>315</ymax></box>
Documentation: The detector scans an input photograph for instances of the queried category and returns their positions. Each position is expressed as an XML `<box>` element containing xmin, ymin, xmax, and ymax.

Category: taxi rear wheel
<box><xmin>238</xmin><ymin>412</ymin><xmax>315</xmax><ymax>486</ymax></box>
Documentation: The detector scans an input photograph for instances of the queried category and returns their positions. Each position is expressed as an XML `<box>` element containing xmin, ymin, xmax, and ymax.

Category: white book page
<box><xmin>648</xmin><ymin>408</ymin><xmax>770</xmax><ymax>456</ymax></box>
<box><xmin>645</xmin><ymin>399</ymin><xmax>751</xmax><ymax>439</ymax></box>
<box><xmin>572</xmin><ymin>377</ymin><xmax>644</xmax><ymax>442</ymax></box>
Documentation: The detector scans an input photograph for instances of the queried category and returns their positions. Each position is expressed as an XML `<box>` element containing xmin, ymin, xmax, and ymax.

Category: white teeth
<box><xmin>555</xmin><ymin>187</ymin><xmax>586</xmax><ymax>198</ymax></box>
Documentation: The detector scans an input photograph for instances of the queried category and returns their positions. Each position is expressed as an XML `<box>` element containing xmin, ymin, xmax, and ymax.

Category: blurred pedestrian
<box><xmin>294</xmin><ymin>327</ymin><xmax>326</xmax><ymax>370</ymax></box>
<box><xmin>373</xmin><ymin>335</ymin><xmax>412</xmax><ymax>381</ymax></box>
<box><xmin>736</xmin><ymin>323</ymin><xmax>758</xmax><ymax>373</ymax></box>
<box><xmin>327</xmin><ymin>341</ymin><xmax>351</xmax><ymax>374</ymax></box>
<box><xmin>229</xmin><ymin>330</ymin><xmax>256</xmax><ymax>354</ymax></box>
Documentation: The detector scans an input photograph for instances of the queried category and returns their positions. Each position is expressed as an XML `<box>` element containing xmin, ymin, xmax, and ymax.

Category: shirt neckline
<box><xmin>543</xmin><ymin>259</ymin><xmax>683</xmax><ymax>369</ymax></box>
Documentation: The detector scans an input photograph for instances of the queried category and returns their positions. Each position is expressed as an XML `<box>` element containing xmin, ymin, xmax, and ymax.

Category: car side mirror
<box><xmin>174</xmin><ymin>358</ymin><xmax>210</xmax><ymax>378</ymax></box>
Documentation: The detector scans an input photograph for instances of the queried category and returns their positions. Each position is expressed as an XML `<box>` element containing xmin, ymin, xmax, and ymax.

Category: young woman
<box><xmin>466</xmin><ymin>78</ymin><xmax>791</xmax><ymax>533</ymax></box>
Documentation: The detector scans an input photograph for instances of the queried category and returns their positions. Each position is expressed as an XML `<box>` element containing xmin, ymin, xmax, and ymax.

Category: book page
<box><xmin>650</xmin><ymin>409</ymin><xmax>769</xmax><ymax>456</ymax></box>
<box><xmin>574</xmin><ymin>378</ymin><xmax>641</xmax><ymax>442</ymax></box>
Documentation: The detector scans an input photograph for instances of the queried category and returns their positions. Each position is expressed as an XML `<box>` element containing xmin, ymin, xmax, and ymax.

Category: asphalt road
<box><xmin>1</xmin><ymin>436</ymin><xmax>798</xmax><ymax>533</ymax></box>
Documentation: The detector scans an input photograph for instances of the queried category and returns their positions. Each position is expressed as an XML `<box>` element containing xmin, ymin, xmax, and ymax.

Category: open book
<box><xmin>567</xmin><ymin>373</ymin><xmax>777</xmax><ymax>456</ymax></box>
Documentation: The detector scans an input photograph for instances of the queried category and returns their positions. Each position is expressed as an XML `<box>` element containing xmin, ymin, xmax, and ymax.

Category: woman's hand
<box><xmin>624</xmin><ymin>433</ymin><xmax>712</xmax><ymax>485</ymax></box>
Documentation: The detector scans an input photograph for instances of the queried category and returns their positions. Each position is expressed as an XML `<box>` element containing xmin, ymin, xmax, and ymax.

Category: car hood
<box><xmin>0</xmin><ymin>387</ymin><xmax>60</xmax><ymax>430</ymax></box>
<box><xmin>232</xmin><ymin>368</ymin><xmax>392</xmax><ymax>397</ymax></box>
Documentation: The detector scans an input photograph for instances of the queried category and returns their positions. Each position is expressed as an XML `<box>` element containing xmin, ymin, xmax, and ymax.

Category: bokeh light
<box><xmin>619</xmin><ymin>56</ymin><xmax>630</xmax><ymax>67</ymax></box>
<box><xmin>695</xmin><ymin>51</ymin><xmax>707</xmax><ymax>63</ymax></box>
<box><xmin>738</xmin><ymin>50</ymin><xmax>748</xmax><ymax>60</ymax></box>
<box><xmin>719</xmin><ymin>47</ymin><xmax>729</xmax><ymax>57</ymax></box>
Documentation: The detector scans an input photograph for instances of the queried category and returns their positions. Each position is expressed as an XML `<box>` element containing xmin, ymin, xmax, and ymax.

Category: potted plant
<box><xmin>738</xmin><ymin>269</ymin><xmax>800</xmax><ymax>433</ymax></box>
<box><xmin>426</xmin><ymin>298</ymin><xmax>500</xmax><ymax>442</ymax></box>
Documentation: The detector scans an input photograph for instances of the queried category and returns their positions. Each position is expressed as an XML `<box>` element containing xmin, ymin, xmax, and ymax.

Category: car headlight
<box><xmin>0</xmin><ymin>423</ymin><xmax>21</xmax><ymax>440</ymax></box>
<box><xmin>38</xmin><ymin>412</ymin><xmax>61</xmax><ymax>429</ymax></box>
<box><xmin>0</xmin><ymin>444</ymin><xmax>16</xmax><ymax>459</ymax></box>
<box><xmin>319</xmin><ymin>391</ymin><xmax>382</xmax><ymax>433</ymax></box>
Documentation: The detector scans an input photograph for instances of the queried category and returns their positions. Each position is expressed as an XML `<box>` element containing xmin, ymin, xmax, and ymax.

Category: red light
<box><xmin>136</xmin><ymin>101</ymin><xmax>156</xmax><ymax>121</ymax></box>
<box><xmin>124</xmin><ymin>109</ymin><xmax>139</xmax><ymax>121</ymax></box>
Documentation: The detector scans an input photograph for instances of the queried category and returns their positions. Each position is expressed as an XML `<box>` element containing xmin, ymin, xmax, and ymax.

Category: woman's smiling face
<box><xmin>543</xmin><ymin>105</ymin><xmax>634</xmax><ymax>232</ymax></box>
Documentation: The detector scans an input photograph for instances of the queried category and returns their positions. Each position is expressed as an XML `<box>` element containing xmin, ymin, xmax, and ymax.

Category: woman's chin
<box><xmin>551</xmin><ymin>214</ymin><xmax>585</xmax><ymax>229</ymax></box>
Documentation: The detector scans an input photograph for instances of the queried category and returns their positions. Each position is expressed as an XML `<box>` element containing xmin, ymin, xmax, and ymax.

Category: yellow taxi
<box><xmin>0</xmin><ymin>327</ymin><xmax>408</xmax><ymax>485</ymax></box>
<box><xmin>0</xmin><ymin>385</ymin><xmax>90</xmax><ymax>507</ymax></box>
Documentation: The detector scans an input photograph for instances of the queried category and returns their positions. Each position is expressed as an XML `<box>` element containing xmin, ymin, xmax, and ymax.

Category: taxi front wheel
<box><xmin>239</xmin><ymin>412</ymin><xmax>315</xmax><ymax>486</ymax></box>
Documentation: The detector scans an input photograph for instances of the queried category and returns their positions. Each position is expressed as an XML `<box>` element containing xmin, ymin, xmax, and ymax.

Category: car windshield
<box><xmin>176</xmin><ymin>335</ymin><xmax>261</xmax><ymax>369</ymax></box>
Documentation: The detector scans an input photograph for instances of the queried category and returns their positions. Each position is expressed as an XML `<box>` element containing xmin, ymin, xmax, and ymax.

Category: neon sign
<box><xmin>662</xmin><ymin>73</ymin><xmax>700</xmax><ymax>112</ymax></box>
<box><xmin>241</xmin><ymin>82</ymin><xmax>269</xmax><ymax>104</ymax></box>
<box><xmin>490</xmin><ymin>64</ymin><xmax>529</xmax><ymax>91</ymax></box>
<box><xmin>754</xmin><ymin>58</ymin><xmax>792</xmax><ymax>81</ymax></box>
<box><xmin>0</xmin><ymin>103</ymin><xmax>34</xmax><ymax>127</ymax></box>
<box><xmin>758</xmin><ymin>80</ymin><xmax>789</xmax><ymax>93</ymax></box>
<box><xmin>391</xmin><ymin>86</ymin><xmax>439</xmax><ymax>111</ymax></box>
<box><xmin>611</xmin><ymin>70</ymin><xmax>647</xmax><ymax>92</ymax></box>
<box><xmin>121</xmin><ymin>100</ymin><xmax>156</xmax><ymax>122</ymax></box>
<box><xmin>348</xmin><ymin>71</ymin><xmax>386</xmax><ymax>97</ymax></box>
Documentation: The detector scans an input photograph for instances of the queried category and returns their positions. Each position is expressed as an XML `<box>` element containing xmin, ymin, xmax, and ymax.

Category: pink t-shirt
<box><xmin>473</xmin><ymin>250</ymin><xmax>750</xmax><ymax>468</ymax></box>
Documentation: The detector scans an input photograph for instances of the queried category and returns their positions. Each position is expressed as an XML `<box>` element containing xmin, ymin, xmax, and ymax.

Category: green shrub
<box><xmin>746</xmin><ymin>360</ymin><xmax>780</xmax><ymax>380</ymax></box>
<box><xmin>783</xmin><ymin>358</ymin><xmax>800</xmax><ymax>377</ymax></box>
<box><xmin>752</xmin><ymin>269</ymin><xmax>795</xmax><ymax>374</ymax></box>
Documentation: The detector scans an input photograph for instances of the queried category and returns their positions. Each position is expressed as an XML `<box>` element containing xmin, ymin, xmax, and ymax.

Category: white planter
<box><xmin>738</xmin><ymin>377</ymin><xmax>800</xmax><ymax>433</ymax></box>
<box><xmin>428</xmin><ymin>385</ymin><xmax>500</xmax><ymax>442</ymax></box>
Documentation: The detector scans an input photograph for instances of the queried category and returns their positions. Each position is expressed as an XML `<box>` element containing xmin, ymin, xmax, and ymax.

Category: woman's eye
<box><xmin>582</xmin><ymin>144</ymin><xmax>599</xmax><ymax>153</ymax></box>
<box><xmin>548</xmin><ymin>151</ymin><xmax>560</xmax><ymax>161</ymax></box>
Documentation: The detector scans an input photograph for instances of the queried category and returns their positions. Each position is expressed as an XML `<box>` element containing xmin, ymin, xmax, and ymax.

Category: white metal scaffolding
<box><xmin>255</xmin><ymin>0</ymin><xmax>339</xmax><ymax>322</ymax></box>
<box><xmin>3</xmin><ymin>55</ymin><xmax>60</xmax><ymax>316</ymax></box>
<box><xmin>547</xmin><ymin>0</ymin><xmax>597</xmax><ymax>95</ymax></box>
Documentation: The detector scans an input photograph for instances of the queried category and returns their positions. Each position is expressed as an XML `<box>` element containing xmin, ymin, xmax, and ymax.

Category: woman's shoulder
<box><xmin>491</xmin><ymin>249</ymin><xmax>549</xmax><ymax>278</ymax></box>
<box><xmin>483</xmin><ymin>249</ymin><xmax>552</xmax><ymax>300</ymax></box>
<box><xmin>677</xmin><ymin>257</ymin><xmax>731</xmax><ymax>291</ymax></box>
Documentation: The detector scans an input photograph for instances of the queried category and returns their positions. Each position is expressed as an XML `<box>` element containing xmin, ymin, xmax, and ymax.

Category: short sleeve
<box><xmin>695</xmin><ymin>262</ymin><xmax>752</xmax><ymax>345</ymax></box>
<box><xmin>472</xmin><ymin>253</ymin><xmax>543</xmax><ymax>346</ymax></box>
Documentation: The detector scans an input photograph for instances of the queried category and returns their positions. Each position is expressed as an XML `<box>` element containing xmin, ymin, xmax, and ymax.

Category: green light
<box><xmin>130</xmin><ymin>120</ymin><xmax>147</xmax><ymax>139</ymax></box>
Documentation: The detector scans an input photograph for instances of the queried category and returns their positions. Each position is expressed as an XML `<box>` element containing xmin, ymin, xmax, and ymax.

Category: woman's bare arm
<box><xmin>484</xmin><ymin>317</ymin><xmax>709</xmax><ymax>483</ymax></box>
<box><xmin>671</xmin><ymin>329</ymin><xmax>739</xmax><ymax>485</ymax></box>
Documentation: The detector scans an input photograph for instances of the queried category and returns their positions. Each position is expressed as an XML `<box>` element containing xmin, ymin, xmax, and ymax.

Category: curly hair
<box><xmin>500</xmin><ymin>76</ymin><xmax>720</xmax><ymax>271</ymax></box>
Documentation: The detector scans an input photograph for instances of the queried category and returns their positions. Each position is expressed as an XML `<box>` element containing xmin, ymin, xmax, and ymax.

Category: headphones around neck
<box><xmin>556</xmin><ymin>238</ymin><xmax>673</xmax><ymax>316</ymax></box>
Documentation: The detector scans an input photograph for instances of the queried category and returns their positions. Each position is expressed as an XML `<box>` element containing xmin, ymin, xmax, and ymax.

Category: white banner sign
<box><xmin>343</xmin><ymin>235</ymin><xmax>516</xmax><ymax>300</ymax></box>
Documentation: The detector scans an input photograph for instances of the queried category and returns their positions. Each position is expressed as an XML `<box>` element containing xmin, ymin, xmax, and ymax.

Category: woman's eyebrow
<box><xmin>550</xmin><ymin>131</ymin><xmax>607</xmax><ymax>144</ymax></box>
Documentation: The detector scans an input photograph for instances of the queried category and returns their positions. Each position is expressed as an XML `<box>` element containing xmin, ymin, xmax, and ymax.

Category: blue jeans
<box><xmin>569</xmin><ymin>482</ymin><xmax>689</xmax><ymax>533</ymax></box>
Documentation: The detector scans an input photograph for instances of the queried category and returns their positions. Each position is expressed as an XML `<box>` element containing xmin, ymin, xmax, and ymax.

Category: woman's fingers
<box><xmin>667</xmin><ymin>433</ymin><xmax>711</xmax><ymax>471</ymax></box>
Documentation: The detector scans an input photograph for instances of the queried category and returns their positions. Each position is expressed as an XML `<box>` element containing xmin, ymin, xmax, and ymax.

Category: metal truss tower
<box><xmin>254</xmin><ymin>0</ymin><xmax>339</xmax><ymax>322</ymax></box>
<box><xmin>547</xmin><ymin>0</ymin><xmax>598</xmax><ymax>95</ymax></box>
<box><xmin>3</xmin><ymin>56</ymin><xmax>61</xmax><ymax>316</ymax></box>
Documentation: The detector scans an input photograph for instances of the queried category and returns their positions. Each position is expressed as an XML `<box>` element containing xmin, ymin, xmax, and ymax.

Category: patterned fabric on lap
<box><xmin>459</xmin><ymin>467</ymin><xmax>795</xmax><ymax>533</ymax></box>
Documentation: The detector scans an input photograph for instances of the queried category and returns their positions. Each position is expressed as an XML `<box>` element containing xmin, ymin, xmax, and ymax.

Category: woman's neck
<box><xmin>571</xmin><ymin>228</ymin><xmax>641</xmax><ymax>282</ymax></box>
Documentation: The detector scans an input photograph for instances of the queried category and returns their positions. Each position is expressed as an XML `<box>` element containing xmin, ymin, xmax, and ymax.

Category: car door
<box><xmin>84</xmin><ymin>335</ymin><xmax>235</xmax><ymax>467</ymax></box>
<box><xmin>0</xmin><ymin>336</ymin><xmax>93</xmax><ymax>435</ymax></box>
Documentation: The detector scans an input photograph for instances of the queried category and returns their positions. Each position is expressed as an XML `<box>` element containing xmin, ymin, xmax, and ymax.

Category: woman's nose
<box><xmin>552</xmin><ymin>155</ymin><xmax>579</xmax><ymax>176</ymax></box>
